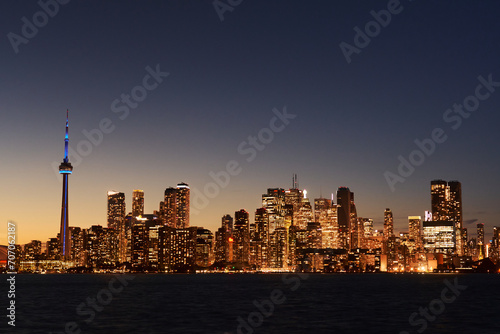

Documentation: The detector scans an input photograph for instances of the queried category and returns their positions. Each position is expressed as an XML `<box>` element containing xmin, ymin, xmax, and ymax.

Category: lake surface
<box><xmin>8</xmin><ymin>273</ymin><xmax>500</xmax><ymax>334</ymax></box>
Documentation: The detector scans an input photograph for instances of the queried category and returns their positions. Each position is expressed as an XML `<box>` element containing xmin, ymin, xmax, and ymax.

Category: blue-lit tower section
<box><xmin>59</xmin><ymin>110</ymin><xmax>73</xmax><ymax>261</ymax></box>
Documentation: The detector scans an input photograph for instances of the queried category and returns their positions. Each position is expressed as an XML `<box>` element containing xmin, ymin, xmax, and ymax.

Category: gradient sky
<box><xmin>1</xmin><ymin>0</ymin><xmax>500</xmax><ymax>245</ymax></box>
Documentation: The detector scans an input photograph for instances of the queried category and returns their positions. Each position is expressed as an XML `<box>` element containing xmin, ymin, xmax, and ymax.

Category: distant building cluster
<box><xmin>9</xmin><ymin>179</ymin><xmax>500</xmax><ymax>274</ymax></box>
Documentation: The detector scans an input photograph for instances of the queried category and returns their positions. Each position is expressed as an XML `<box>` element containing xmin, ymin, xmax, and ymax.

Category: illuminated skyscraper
<box><xmin>285</xmin><ymin>183</ymin><xmax>302</xmax><ymax>229</ymax></box>
<box><xmin>222</xmin><ymin>214</ymin><xmax>234</xmax><ymax>263</ymax></box>
<box><xmin>337</xmin><ymin>187</ymin><xmax>354</xmax><ymax>250</ymax></box>
<box><xmin>23</xmin><ymin>240</ymin><xmax>42</xmax><ymax>261</ymax></box>
<box><xmin>314</xmin><ymin>198</ymin><xmax>338</xmax><ymax>249</ymax></box>
<box><xmin>107</xmin><ymin>191</ymin><xmax>126</xmax><ymax>229</ymax></box>
<box><xmin>148</xmin><ymin>224</ymin><xmax>163</xmax><ymax>270</ymax></box>
<box><xmin>132</xmin><ymin>189</ymin><xmax>145</xmax><ymax>217</ymax></box>
<box><xmin>262</xmin><ymin>188</ymin><xmax>285</xmax><ymax>234</ymax></box>
<box><xmin>47</xmin><ymin>237</ymin><xmax>61</xmax><ymax>260</ymax></box>
<box><xmin>359</xmin><ymin>218</ymin><xmax>374</xmax><ymax>248</ymax></box>
<box><xmin>384</xmin><ymin>208</ymin><xmax>394</xmax><ymax>240</ymax></box>
<box><xmin>462</xmin><ymin>227</ymin><xmax>469</xmax><ymax>256</ymax></box>
<box><xmin>214</xmin><ymin>228</ymin><xmax>227</xmax><ymax>264</ymax></box>
<box><xmin>58</xmin><ymin>110</ymin><xmax>73</xmax><ymax>261</ymax></box>
<box><xmin>233</xmin><ymin>209</ymin><xmax>250</xmax><ymax>265</ymax></box>
<box><xmin>162</xmin><ymin>183</ymin><xmax>190</xmax><ymax>228</ymax></box>
<box><xmin>195</xmin><ymin>228</ymin><xmax>213</xmax><ymax>268</ymax></box>
<box><xmin>162</xmin><ymin>226</ymin><xmax>197</xmax><ymax>272</ymax></box>
<box><xmin>176</xmin><ymin>183</ymin><xmax>190</xmax><ymax>228</ymax></box>
<box><xmin>307</xmin><ymin>222</ymin><xmax>322</xmax><ymax>248</ymax></box>
<box><xmin>86</xmin><ymin>225</ymin><xmax>119</xmax><ymax>268</ymax></box>
<box><xmin>430</xmin><ymin>180</ymin><xmax>463</xmax><ymax>255</ymax></box>
<box><xmin>431</xmin><ymin>180</ymin><xmax>449</xmax><ymax>221</ymax></box>
<box><xmin>422</xmin><ymin>221</ymin><xmax>455</xmax><ymax>255</ymax></box>
<box><xmin>69</xmin><ymin>227</ymin><xmax>85</xmax><ymax>266</ymax></box>
<box><xmin>268</xmin><ymin>227</ymin><xmax>288</xmax><ymax>268</ymax></box>
<box><xmin>492</xmin><ymin>226</ymin><xmax>499</xmax><ymax>263</ymax></box>
<box><xmin>250</xmin><ymin>208</ymin><xmax>269</xmax><ymax>268</ymax></box>
<box><xmin>163</xmin><ymin>187</ymin><xmax>177</xmax><ymax>227</ymax></box>
<box><xmin>494</xmin><ymin>226</ymin><xmax>499</xmax><ymax>246</ymax></box>
<box><xmin>448</xmin><ymin>181</ymin><xmax>463</xmax><ymax>255</ymax></box>
<box><xmin>222</xmin><ymin>214</ymin><xmax>233</xmax><ymax>234</ymax></box>
<box><xmin>349</xmin><ymin>195</ymin><xmax>358</xmax><ymax>249</ymax></box>
<box><xmin>214</xmin><ymin>214</ymin><xmax>234</xmax><ymax>265</ymax></box>
<box><xmin>130</xmin><ymin>214</ymin><xmax>160</xmax><ymax>269</ymax></box>
<box><xmin>297</xmin><ymin>192</ymin><xmax>313</xmax><ymax>230</ymax></box>
<box><xmin>107</xmin><ymin>191</ymin><xmax>126</xmax><ymax>262</ymax></box>
<box><xmin>477</xmin><ymin>223</ymin><xmax>485</xmax><ymax>260</ymax></box>
<box><xmin>362</xmin><ymin>218</ymin><xmax>374</xmax><ymax>238</ymax></box>
<box><xmin>408</xmin><ymin>216</ymin><xmax>422</xmax><ymax>249</ymax></box>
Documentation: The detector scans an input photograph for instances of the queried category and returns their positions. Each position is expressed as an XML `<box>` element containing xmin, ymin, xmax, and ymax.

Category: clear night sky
<box><xmin>1</xmin><ymin>0</ymin><xmax>499</xmax><ymax>244</ymax></box>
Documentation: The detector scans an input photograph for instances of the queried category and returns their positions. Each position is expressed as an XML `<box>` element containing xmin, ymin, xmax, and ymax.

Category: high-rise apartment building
<box><xmin>69</xmin><ymin>226</ymin><xmax>85</xmax><ymax>266</ymax></box>
<box><xmin>86</xmin><ymin>225</ymin><xmax>119</xmax><ymax>268</ymax></box>
<box><xmin>130</xmin><ymin>215</ymin><xmax>159</xmax><ymax>268</ymax></box>
<box><xmin>176</xmin><ymin>183</ymin><xmax>190</xmax><ymax>228</ymax></box>
<box><xmin>162</xmin><ymin>183</ymin><xmax>190</xmax><ymax>229</ymax></box>
<box><xmin>23</xmin><ymin>240</ymin><xmax>42</xmax><ymax>261</ymax></box>
<box><xmin>47</xmin><ymin>238</ymin><xmax>60</xmax><ymax>260</ymax></box>
<box><xmin>163</xmin><ymin>187</ymin><xmax>177</xmax><ymax>227</ymax></box>
<box><xmin>162</xmin><ymin>226</ymin><xmax>198</xmax><ymax>272</ymax></box>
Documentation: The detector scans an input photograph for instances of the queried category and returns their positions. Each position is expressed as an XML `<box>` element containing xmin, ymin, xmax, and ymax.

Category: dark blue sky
<box><xmin>1</xmin><ymin>0</ymin><xmax>499</xmax><ymax>243</ymax></box>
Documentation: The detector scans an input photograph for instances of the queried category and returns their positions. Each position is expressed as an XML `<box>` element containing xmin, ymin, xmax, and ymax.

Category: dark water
<box><xmin>6</xmin><ymin>273</ymin><xmax>500</xmax><ymax>334</ymax></box>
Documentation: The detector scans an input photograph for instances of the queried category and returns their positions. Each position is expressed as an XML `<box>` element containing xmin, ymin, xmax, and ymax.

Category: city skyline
<box><xmin>2</xmin><ymin>1</ymin><xmax>500</xmax><ymax>245</ymax></box>
<box><xmin>15</xmin><ymin>173</ymin><xmax>499</xmax><ymax>274</ymax></box>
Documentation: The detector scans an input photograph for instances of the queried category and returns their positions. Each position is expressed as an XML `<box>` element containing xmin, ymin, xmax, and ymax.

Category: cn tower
<box><xmin>59</xmin><ymin>110</ymin><xmax>73</xmax><ymax>261</ymax></box>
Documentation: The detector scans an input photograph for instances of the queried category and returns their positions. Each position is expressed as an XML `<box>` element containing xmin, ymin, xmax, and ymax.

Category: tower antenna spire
<box><xmin>64</xmin><ymin>109</ymin><xmax>69</xmax><ymax>163</ymax></box>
